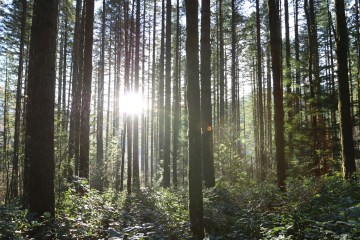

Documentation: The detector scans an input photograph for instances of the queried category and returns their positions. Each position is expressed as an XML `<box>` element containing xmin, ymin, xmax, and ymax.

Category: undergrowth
<box><xmin>0</xmin><ymin>174</ymin><xmax>359</xmax><ymax>239</ymax></box>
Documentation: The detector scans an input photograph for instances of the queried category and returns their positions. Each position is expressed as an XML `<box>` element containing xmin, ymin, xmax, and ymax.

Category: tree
<box><xmin>94</xmin><ymin>0</ymin><xmax>106</xmax><ymax>191</ymax></box>
<box><xmin>163</xmin><ymin>0</ymin><xmax>171</xmax><ymax>188</ymax></box>
<box><xmin>133</xmin><ymin>0</ymin><xmax>141</xmax><ymax>189</ymax></box>
<box><xmin>11</xmin><ymin>0</ymin><xmax>27</xmax><ymax>199</ymax></box>
<box><xmin>69</xmin><ymin>0</ymin><xmax>83</xmax><ymax>176</ymax></box>
<box><xmin>256</xmin><ymin>0</ymin><xmax>266</xmax><ymax>181</ymax></box>
<box><xmin>267</xmin><ymin>0</ymin><xmax>286</xmax><ymax>189</ymax></box>
<box><xmin>79</xmin><ymin>0</ymin><xmax>95</xmax><ymax>179</ymax></box>
<box><xmin>201</xmin><ymin>0</ymin><xmax>215</xmax><ymax>188</ymax></box>
<box><xmin>24</xmin><ymin>0</ymin><xmax>58</xmax><ymax>217</ymax></box>
<box><xmin>185</xmin><ymin>0</ymin><xmax>205</xmax><ymax>238</ymax></box>
<box><xmin>172</xmin><ymin>0</ymin><xmax>180</xmax><ymax>188</ymax></box>
<box><xmin>334</xmin><ymin>0</ymin><xmax>357</xmax><ymax>178</ymax></box>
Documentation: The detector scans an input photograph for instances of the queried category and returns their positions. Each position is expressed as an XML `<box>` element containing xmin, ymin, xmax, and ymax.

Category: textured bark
<box><xmin>24</xmin><ymin>0</ymin><xmax>58</xmax><ymax>217</ymax></box>
<box><xmin>94</xmin><ymin>0</ymin><xmax>106</xmax><ymax>191</ymax></box>
<box><xmin>334</xmin><ymin>0</ymin><xmax>357</xmax><ymax>178</ymax></box>
<box><xmin>268</xmin><ymin>0</ymin><xmax>286</xmax><ymax>190</ymax></box>
<box><xmin>256</xmin><ymin>0</ymin><xmax>265</xmax><ymax>181</ymax></box>
<box><xmin>201</xmin><ymin>0</ymin><xmax>215</xmax><ymax>188</ymax></box>
<box><xmin>185</xmin><ymin>0</ymin><xmax>205</xmax><ymax>238</ymax></box>
<box><xmin>68</xmin><ymin>0</ymin><xmax>82</xmax><ymax>176</ymax></box>
<box><xmin>79</xmin><ymin>0</ymin><xmax>94</xmax><ymax>179</ymax></box>
<box><xmin>163</xmin><ymin>0</ymin><xmax>171</xmax><ymax>188</ymax></box>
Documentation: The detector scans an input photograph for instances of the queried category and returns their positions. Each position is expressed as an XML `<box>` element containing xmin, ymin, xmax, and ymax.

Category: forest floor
<box><xmin>1</xmin><ymin>174</ymin><xmax>360</xmax><ymax>239</ymax></box>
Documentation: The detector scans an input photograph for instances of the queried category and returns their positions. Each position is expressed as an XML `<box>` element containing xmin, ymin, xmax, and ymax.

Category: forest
<box><xmin>0</xmin><ymin>0</ymin><xmax>360</xmax><ymax>239</ymax></box>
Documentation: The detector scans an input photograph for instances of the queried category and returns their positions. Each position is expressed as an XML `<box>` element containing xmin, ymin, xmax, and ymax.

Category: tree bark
<box><xmin>163</xmin><ymin>0</ymin><xmax>172</xmax><ymax>188</ymax></box>
<box><xmin>11</xmin><ymin>0</ymin><xmax>27</xmax><ymax>199</ymax></box>
<box><xmin>24</xmin><ymin>0</ymin><xmax>58</xmax><ymax>217</ymax></box>
<box><xmin>185</xmin><ymin>0</ymin><xmax>205</xmax><ymax>238</ymax></box>
<box><xmin>334</xmin><ymin>0</ymin><xmax>357</xmax><ymax>178</ymax></box>
<box><xmin>201</xmin><ymin>0</ymin><xmax>215</xmax><ymax>188</ymax></box>
<box><xmin>79</xmin><ymin>0</ymin><xmax>94</xmax><ymax>180</ymax></box>
<box><xmin>268</xmin><ymin>0</ymin><xmax>286</xmax><ymax>190</ymax></box>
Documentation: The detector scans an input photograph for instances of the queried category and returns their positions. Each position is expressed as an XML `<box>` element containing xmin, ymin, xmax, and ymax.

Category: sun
<box><xmin>119</xmin><ymin>92</ymin><xmax>144</xmax><ymax>115</ymax></box>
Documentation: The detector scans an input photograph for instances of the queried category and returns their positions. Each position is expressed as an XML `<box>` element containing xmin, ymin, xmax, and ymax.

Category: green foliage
<box><xmin>202</xmin><ymin>175</ymin><xmax>360</xmax><ymax>239</ymax></box>
<box><xmin>1</xmin><ymin>175</ymin><xmax>360</xmax><ymax>239</ymax></box>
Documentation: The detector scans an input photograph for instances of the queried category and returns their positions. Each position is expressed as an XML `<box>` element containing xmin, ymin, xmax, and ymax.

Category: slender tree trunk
<box><xmin>172</xmin><ymin>0</ymin><xmax>180</xmax><ymax>188</ymax></box>
<box><xmin>163</xmin><ymin>0</ymin><xmax>172</xmax><ymax>188</ymax></box>
<box><xmin>294</xmin><ymin>0</ymin><xmax>300</xmax><ymax>117</ymax></box>
<box><xmin>256</xmin><ymin>0</ymin><xmax>265</xmax><ymax>181</ymax></box>
<box><xmin>284</xmin><ymin>0</ymin><xmax>293</xmax><ymax>160</ymax></box>
<box><xmin>185</xmin><ymin>0</ymin><xmax>205</xmax><ymax>238</ymax></box>
<box><xmin>11</xmin><ymin>0</ymin><xmax>27</xmax><ymax>199</ymax></box>
<box><xmin>132</xmin><ymin>0</ymin><xmax>141</xmax><ymax>189</ymax></box>
<box><xmin>94</xmin><ymin>0</ymin><xmax>106</xmax><ymax>191</ymax></box>
<box><xmin>268</xmin><ymin>0</ymin><xmax>286</xmax><ymax>189</ymax></box>
<box><xmin>335</xmin><ymin>0</ymin><xmax>357</xmax><ymax>178</ymax></box>
<box><xmin>151</xmin><ymin>0</ymin><xmax>157</xmax><ymax>186</ymax></box>
<box><xmin>219</xmin><ymin>0</ymin><xmax>225</xmax><ymax>176</ymax></box>
<box><xmin>79</xmin><ymin>0</ymin><xmax>94</xmax><ymax>179</ymax></box>
<box><xmin>68</xmin><ymin>0</ymin><xmax>82</xmax><ymax>177</ymax></box>
<box><xmin>157</xmin><ymin>0</ymin><xmax>165</xmax><ymax>183</ymax></box>
<box><xmin>4</xmin><ymin>58</ymin><xmax>9</xmax><ymax>204</ymax></box>
<box><xmin>201</xmin><ymin>0</ymin><xmax>215</xmax><ymax>188</ymax></box>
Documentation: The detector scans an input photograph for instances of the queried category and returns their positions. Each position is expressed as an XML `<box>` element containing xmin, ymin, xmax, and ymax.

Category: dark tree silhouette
<box><xmin>185</xmin><ymin>0</ymin><xmax>205</xmax><ymax>238</ymax></box>
<box><xmin>24</xmin><ymin>0</ymin><xmax>58</xmax><ymax>217</ymax></box>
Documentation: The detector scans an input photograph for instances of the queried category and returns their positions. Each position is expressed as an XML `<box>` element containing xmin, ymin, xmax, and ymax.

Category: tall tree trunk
<box><xmin>24</xmin><ymin>0</ymin><xmax>58</xmax><ymax>217</ymax></box>
<box><xmin>284</xmin><ymin>0</ymin><xmax>293</xmax><ymax>160</ymax></box>
<box><xmin>68</xmin><ymin>0</ymin><xmax>82</xmax><ymax>177</ymax></box>
<box><xmin>150</xmin><ymin>0</ymin><xmax>157</xmax><ymax>186</ymax></box>
<box><xmin>185</xmin><ymin>0</ymin><xmax>205</xmax><ymax>238</ymax></box>
<box><xmin>294</xmin><ymin>0</ymin><xmax>300</xmax><ymax>117</ymax></box>
<box><xmin>95</xmin><ymin>0</ymin><xmax>106</xmax><ymax>191</ymax></box>
<box><xmin>219</xmin><ymin>0</ymin><xmax>225</xmax><ymax>145</ymax></box>
<box><xmin>163</xmin><ymin>0</ymin><xmax>171</xmax><ymax>188</ymax></box>
<box><xmin>11</xmin><ymin>0</ymin><xmax>27</xmax><ymax>199</ymax></box>
<box><xmin>305</xmin><ymin>0</ymin><xmax>321</xmax><ymax>175</ymax></box>
<box><xmin>201</xmin><ymin>0</ymin><xmax>215</xmax><ymax>188</ymax></box>
<box><xmin>132</xmin><ymin>0</ymin><xmax>141</xmax><ymax>189</ymax></box>
<box><xmin>256</xmin><ymin>0</ymin><xmax>266</xmax><ymax>181</ymax></box>
<box><xmin>172</xmin><ymin>0</ymin><xmax>180</xmax><ymax>188</ymax></box>
<box><xmin>157</xmin><ymin>0</ymin><xmax>165</xmax><ymax>183</ymax></box>
<box><xmin>268</xmin><ymin>0</ymin><xmax>286</xmax><ymax>189</ymax></box>
<box><xmin>335</xmin><ymin>0</ymin><xmax>357</xmax><ymax>178</ymax></box>
<box><xmin>79</xmin><ymin>0</ymin><xmax>94</xmax><ymax>179</ymax></box>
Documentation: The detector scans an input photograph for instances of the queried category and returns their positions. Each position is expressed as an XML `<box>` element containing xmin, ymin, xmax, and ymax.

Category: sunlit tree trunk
<box><xmin>150</xmin><ymin>0</ymin><xmax>157</xmax><ymax>186</ymax></box>
<box><xmin>133</xmin><ymin>0</ymin><xmax>141</xmax><ymax>189</ymax></box>
<box><xmin>94</xmin><ymin>0</ymin><xmax>106</xmax><ymax>191</ymax></box>
<box><xmin>334</xmin><ymin>0</ymin><xmax>357</xmax><ymax>178</ymax></box>
<box><xmin>158</xmin><ymin>0</ymin><xmax>165</xmax><ymax>182</ymax></box>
